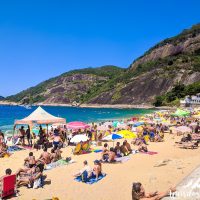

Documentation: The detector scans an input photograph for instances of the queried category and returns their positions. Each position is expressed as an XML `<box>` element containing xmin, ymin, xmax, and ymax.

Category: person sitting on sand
<box><xmin>138</xmin><ymin>142</ymin><xmax>148</xmax><ymax>153</ymax></box>
<box><xmin>101</xmin><ymin>143</ymin><xmax>109</xmax><ymax>161</ymax></box>
<box><xmin>108</xmin><ymin>147</ymin><xmax>116</xmax><ymax>162</ymax></box>
<box><xmin>124</xmin><ymin>140</ymin><xmax>132</xmax><ymax>153</ymax></box>
<box><xmin>55</xmin><ymin>146</ymin><xmax>62</xmax><ymax>160</ymax></box>
<box><xmin>0</xmin><ymin>131</ymin><xmax>4</xmax><ymax>144</ymax></box>
<box><xmin>0</xmin><ymin>168</ymin><xmax>12</xmax><ymax>187</ymax></box>
<box><xmin>92</xmin><ymin>160</ymin><xmax>102</xmax><ymax>180</ymax></box>
<box><xmin>24</xmin><ymin>152</ymin><xmax>36</xmax><ymax>168</ymax></box>
<box><xmin>120</xmin><ymin>141</ymin><xmax>129</xmax><ymax>156</ymax></box>
<box><xmin>74</xmin><ymin>160</ymin><xmax>92</xmax><ymax>179</ymax></box>
<box><xmin>132</xmin><ymin>182</ymin><xmax>176</xmax><ymax>200</ymax></box>
<box><xmin>114</xmin><ymin>142</ymin><xmax>122</xmax><ymax>157</ymax></box>
<box><xmin>37</xmin><ymin>148</ymin><xmax>51</xmax><ymax>165</ymax></box>
<box><xmin>50</xmin><ymin>149</ymin><xmax>58</xmax><ymax>163</ymax></box>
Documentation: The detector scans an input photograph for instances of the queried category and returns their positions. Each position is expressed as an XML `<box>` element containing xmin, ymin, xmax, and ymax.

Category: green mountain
<box><xmin>6</xmin><ymin>24</ymin><xmax>200</xmax><ymax>106</ymax></box>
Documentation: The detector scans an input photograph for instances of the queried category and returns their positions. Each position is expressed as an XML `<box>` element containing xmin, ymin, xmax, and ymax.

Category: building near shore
<box><xmin>180</xmin><ymin>94</ymin><xmax>200</xmax><ymax>107</ymax></box>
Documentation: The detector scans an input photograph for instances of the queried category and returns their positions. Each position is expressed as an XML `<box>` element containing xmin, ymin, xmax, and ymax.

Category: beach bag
<box><xmin>81</xmin><ymin>170</ymin><xmax>88</xmax><ymax>182</ymax></box>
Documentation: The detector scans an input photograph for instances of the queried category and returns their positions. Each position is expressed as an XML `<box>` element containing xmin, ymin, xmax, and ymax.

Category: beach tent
<box><xmin>171</xmin><ymin>109</ymin><xmax>190</xmax><ymax>117</ymax></box>
<box><xmin>14</xmin><ymin>106</ymin><xmax>66</xmax><ymax>128</ymax></box>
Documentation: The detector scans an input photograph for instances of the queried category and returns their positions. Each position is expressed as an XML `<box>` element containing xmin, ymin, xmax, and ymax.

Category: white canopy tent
<box><xmin>14</xmin><ymin>106</ymin><xmax>66</xmax><ymax>133</ymax></box>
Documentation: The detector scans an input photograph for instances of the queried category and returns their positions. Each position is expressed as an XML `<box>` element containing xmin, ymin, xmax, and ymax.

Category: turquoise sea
<box><xmin>0</xmin><ymin>105</ymin><xmax>154</xmax><ymax>132</ymax></box>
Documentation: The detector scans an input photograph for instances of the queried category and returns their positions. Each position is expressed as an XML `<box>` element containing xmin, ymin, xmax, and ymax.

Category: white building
<box><xmin>180</xmin><ymin>94</ymin><xmax>200</xmax><ymax>106</ymax></box>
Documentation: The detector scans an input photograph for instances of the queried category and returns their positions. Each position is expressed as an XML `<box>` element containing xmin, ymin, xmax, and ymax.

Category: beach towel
<box><xmin>45</xmin><ymin>159</ymin><xmax>75</xmax><ymax>170</ymax></box>
<box><xmin>93</xmin><ymin>149</ymin><xmax>102</xmax><ymax>153</ymax></box>
<box><xmin>141</xmin><ymin>151</ymin><xmax>158</xmax><ymax>155</ymax></box>
<box><xmin>75</xmin><ymin>174</ymin><xmax>106</xmax><ymax>184</ymax></box>
<box><xmin>115</xmin><ymin>156</ymin><xmax>130</xmax><ymax>163</ymax></box>
<box><xmin>7</xmin><ymin>146</ymin><xmax>24</xmax><ymax>152</ymax></box>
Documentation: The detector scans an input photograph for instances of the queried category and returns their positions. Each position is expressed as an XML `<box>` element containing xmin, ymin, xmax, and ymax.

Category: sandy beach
<box><xmin>1</xmin><ymin>133</ymin><xmax>200</xmax><ymax>200</ymax></box>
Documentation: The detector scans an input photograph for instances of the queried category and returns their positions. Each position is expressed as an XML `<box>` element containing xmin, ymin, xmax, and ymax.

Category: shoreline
<box><xmin>0</xmin><ymin>100</ymin><xmax>165</xmax><ymax>109</ymax></box>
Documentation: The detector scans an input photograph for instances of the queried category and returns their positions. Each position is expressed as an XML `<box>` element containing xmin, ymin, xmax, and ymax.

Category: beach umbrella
<box><xmin>127</xmin><ymin>121</ymin><xmax>134</xmax><ymax>125</ymax></box>
<box><xmin>97</xmin><ymin>125</ymin><xmax>108</xmax><ymax>131</ymax></box>
<box><xmin>66</xmin><ymin>121</ymin><xmax>90</xmax><ymax>130</ymax></box>
<box><xmin>70</xmin><ymin>134</ymin><xmax>89</xmax><ymax>143</ymax></box>
<box><xmin>171</xmin><ymin>109</ymin><xmax>190</xmax><ymax>117</ymax></box>
<box><xmin>176</xmin><ymin>126</ymin><xmax>192</xmax><ymax>133</ymax></box>
<box><xmin>133</xmin><ymin>122</ymin><xmax>144</xmax><ymax>127</ymax></box>
<box><xmin>102</xmin><ymin>133</ymin><xmax>122</xmax><ymax>141</ymax></box>
<box><xmin>117</xmin><ymin>130</ymin><xmax>137</xmax><ymax>139</ymax></box>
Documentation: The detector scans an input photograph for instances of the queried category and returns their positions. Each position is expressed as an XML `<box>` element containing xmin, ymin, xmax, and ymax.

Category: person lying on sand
<box><xmin>138</xmin><ymin>142</ymin><xmax>148</xmax><ymax>153</ymax></box>
<box><xmin>24</xmin><ymin>152</ymin><xmax>36</xmax><ymax>168</ymax></box>
<box><xmin>74</xmin><ymin>160</ymin><xmax>92</xmax><ymax>178</ymax></box>
<box><xmin>17</xmin><ymin>165</ymin><xmax>43</xmax><ymax>188</ymax></box>
<box><xmin>132</xmin><ymin>182</ymin><xmax>176</xmax><ymax>200</ymax></box>
<box><xmin>37</xmin><ymin>148</ymin><xmax>51</xmax><ymax>165</ymax></box>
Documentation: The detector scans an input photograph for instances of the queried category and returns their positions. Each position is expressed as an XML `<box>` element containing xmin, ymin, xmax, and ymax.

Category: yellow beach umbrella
<box><xmin>117</xmin><ymin>130</ymin><xmax>137</xmax><ymax>139</ymax></box>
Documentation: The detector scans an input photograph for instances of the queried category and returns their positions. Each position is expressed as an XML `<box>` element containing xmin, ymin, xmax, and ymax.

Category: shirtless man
<box><xmin>38</xmin><ymin>148</ymin><xmax>51</xmax><ymax>165</ymax></box>
<box><xmin>93</xmin><ymin>160</ymin><xmax>102</xmax><ymax>180</ymax></box>
<box><xmin>101</xmin><ymin>143</ymin><xmax>109</xmax><ymax>161</ymax></box>
<box><xmin>124</xmin><ymin>140</ymin><xmax>132</xmax><ymax>153</ymax></box>
<box><xmin>50</xmin><ymin>149</ymin><xmax>57</xmax><ymax>163</ymax></box>
<box><xmin>108</xmin><ymin>147</ymin><xmax>116</xmax><ymax>162</ymax></box>
<box><xmin>24</xmin><ymin>152</ymin><xmax>36</xmax><ymax>168</ymax></box>
<box><xmin>120</xmin><ymin>142</ymin><xmax>129</xmax><ymax>156</ymax></box>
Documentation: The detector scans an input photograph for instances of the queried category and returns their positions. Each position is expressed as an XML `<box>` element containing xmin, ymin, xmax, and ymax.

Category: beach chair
<box><xmin>0</xmin><ymin>174</ymin><xmax>16</xmax><ymax>199</ymax></box>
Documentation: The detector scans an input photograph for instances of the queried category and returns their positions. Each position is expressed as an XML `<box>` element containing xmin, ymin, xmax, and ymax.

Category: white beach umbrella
<box><xmin>70</xmin><ymin>134</ymin><xmax>89</xmax><ymax>143</ymax></box>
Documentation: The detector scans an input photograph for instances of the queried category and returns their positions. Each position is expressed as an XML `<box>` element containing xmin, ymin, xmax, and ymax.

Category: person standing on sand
<box><xmin>26</xmin><ymin>125</ymin><xmax>32</xmax><ymax>146</ymax></box>
<box><xmin>19</xmin><ymin>126</ymin><xmax>26</xmax><ymax>145</ymax></box>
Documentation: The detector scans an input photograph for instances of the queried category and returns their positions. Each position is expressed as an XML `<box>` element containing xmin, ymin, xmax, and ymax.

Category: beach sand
<box><xmin>1</xmin><ymin>133</ymin><xmax>200</xmax><ymax>200</ymax></box>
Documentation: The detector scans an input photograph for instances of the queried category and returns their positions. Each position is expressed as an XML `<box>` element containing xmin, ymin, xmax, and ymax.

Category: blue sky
<box><xmin>0</xmin><ymin>0</ymin><xmax>200</xmax><ymax>97</ymax></box>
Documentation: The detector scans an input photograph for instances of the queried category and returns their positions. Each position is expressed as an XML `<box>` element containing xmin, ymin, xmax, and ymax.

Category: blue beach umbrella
<box><xmin>103</xmin><ymin>133</ymin><xmax>122</xmax><ymax>141</ymax></box>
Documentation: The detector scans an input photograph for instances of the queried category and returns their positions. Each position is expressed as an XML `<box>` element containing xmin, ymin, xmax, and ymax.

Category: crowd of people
<box><xmin>1</xmin><ymin>108</ymin><xmax>200</xmax><ymax>199</ymax></box>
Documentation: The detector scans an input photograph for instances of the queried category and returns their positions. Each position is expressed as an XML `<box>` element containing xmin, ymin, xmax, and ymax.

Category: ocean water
<box><xmin>0</xmin><ymin>105</ymin><xmax>154</xmax><ymax>132</ymax></box>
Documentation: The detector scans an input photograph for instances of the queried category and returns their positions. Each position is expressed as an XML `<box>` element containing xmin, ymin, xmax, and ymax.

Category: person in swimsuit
<box><xmin>37</xmin><ymin>148</ymin><xmax>51</xmax><ymax>165</ymax></box>
<box><xmin>114</xmin><ymin>142</ymin><xmax>122</xmax><ymax>157</ymax></box>
<box><xmin>108</xmin><ymin>147</ymin><xmax>116</xmax><ymax>162</ymax></box>
<box><xmin>24</xmin><ymin>152</ymin><xmax>36</xmax><ymax>168</ymax></box>
<box><xmin>101</xmin><ymin>143</ymin><xmax>109</xmax><ymax>161</ymax></box>
<box><xmin>132</xmin><ymin>182</ymin><xmax>176</xmax><ymax>200</ymax></box>
<box><xmin>19</xmin><ymin>126</ymin><xmax>26</xmax><ymax>145</ymax></box>
<box><xmin>120</xmin><ymin>142</ymin><xmax>129</xmax><ymax>156</ymax></box>
<box><xmin>92</xmin><ymin>160</ymin><xmax>102</xmax><ymax>180</ymax></box>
